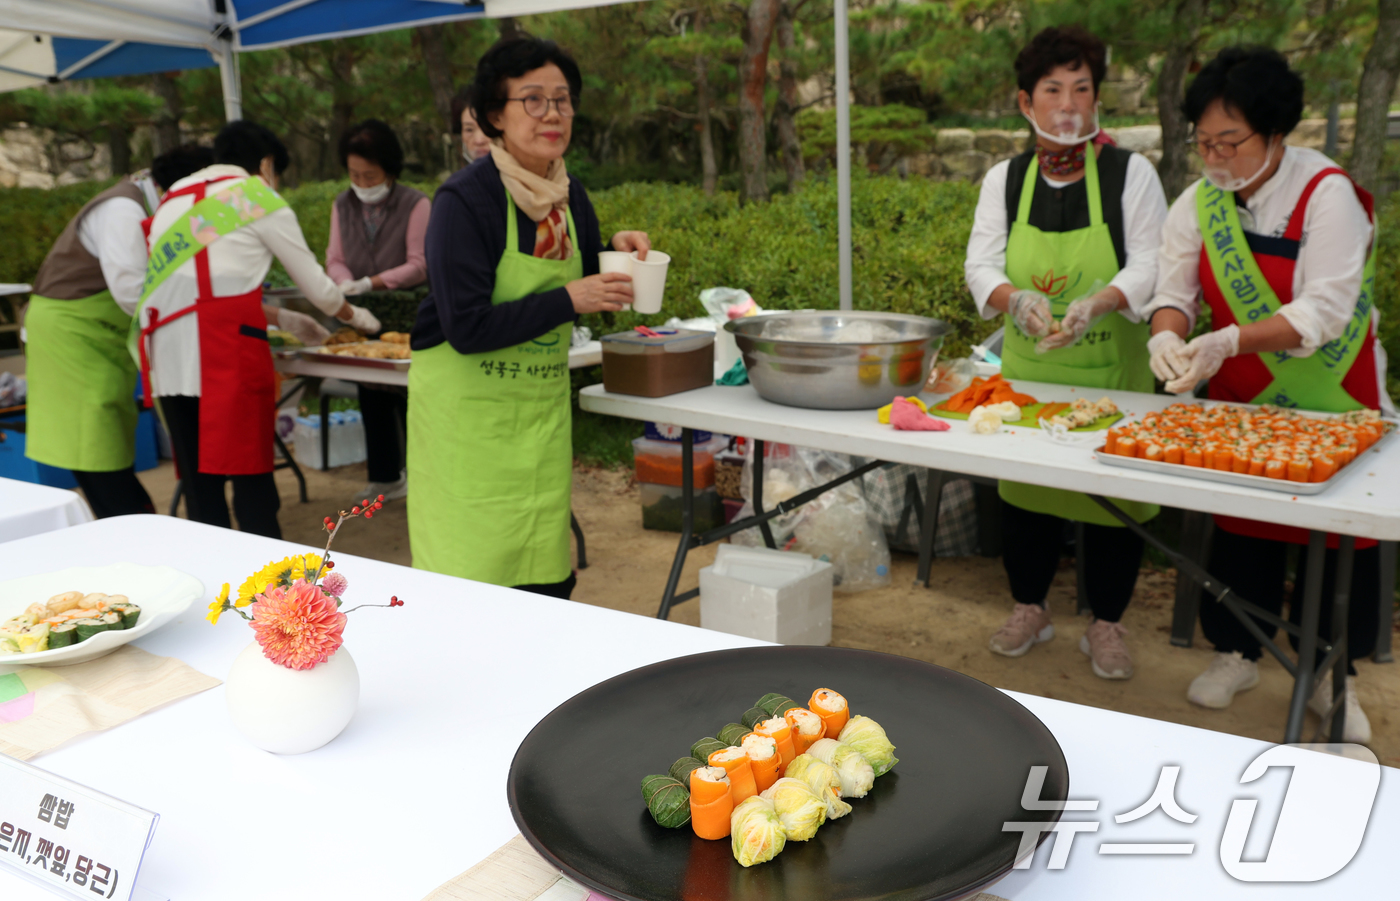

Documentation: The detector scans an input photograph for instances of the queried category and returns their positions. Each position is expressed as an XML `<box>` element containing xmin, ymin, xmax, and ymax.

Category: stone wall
<box><xmin>0</xmin><ymin>125</ymin><xmax>111</xmax><ymax>189</ymax></box>
<box><xmin>903</xmin><ymin>119</ymin><xmax>1355</xmax><ymax>186</ymax></box>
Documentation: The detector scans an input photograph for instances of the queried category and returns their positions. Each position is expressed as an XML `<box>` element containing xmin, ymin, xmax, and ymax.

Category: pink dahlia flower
<box><xmin>321</xmin><ymin>572</ymin><xmax>348</xmax><ymax>597</ymax></box>
<box><xmin>249</xmin><ymin>579</ymin><xmax>347</xmax><ymax>670</ymax></box>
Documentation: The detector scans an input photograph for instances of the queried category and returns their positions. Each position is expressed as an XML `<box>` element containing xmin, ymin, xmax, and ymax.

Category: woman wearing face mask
<box><xmin>452</xmin><ymin>85</ymin><xmax>494</xmax><ymax>164</ymax></box>
<box><xmin>964</xmin><ymin>26</ymin><xmax>1168</xmax><ymax>680</ymax></box>
<box><xmin>1143</xmin><ymin>48</ymin><xmax>1386</xmax><ymax>739</ymax></box>
<box><xmin>407</xmin><ymin>37</ymin><xmax>649</xmax><ymax>598</ymax></box>
<box><xmin>325</xmin><ymin>119</ymin><xmax>430</xmax><ymax>501</ymax></box>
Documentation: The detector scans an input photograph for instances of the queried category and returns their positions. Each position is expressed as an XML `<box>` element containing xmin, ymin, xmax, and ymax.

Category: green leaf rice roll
<box><xmin>691</xmin><ymin>736</ymin><xmax>727</xmax><ymax>762</ymax></box>
<box><xmin>641</xmin><ymin>775</ymin><xmax>691</xmax><ymax>829</ymax></box>
<box><xmin>717</xmin><ymin>722</ymin><xmax>752</xmax><ymax>746</ymax></box>
<box><xmin>670</xmin><ymin>756</ymin><xmax>704</xmax><ymax>784</ymax></box>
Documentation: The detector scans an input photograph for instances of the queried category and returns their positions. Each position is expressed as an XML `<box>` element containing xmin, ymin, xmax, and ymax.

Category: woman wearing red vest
<box><xmin>1145</xmin><ymin>48</ymin><xmax>1388</xmax><ymax>742</ymax></box>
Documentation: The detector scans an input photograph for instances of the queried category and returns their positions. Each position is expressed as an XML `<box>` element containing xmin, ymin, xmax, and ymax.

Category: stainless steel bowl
<box><xmin>726</xmin><ymin>311</ymin><xmax>949</xmax><ymax>410</ymax></box>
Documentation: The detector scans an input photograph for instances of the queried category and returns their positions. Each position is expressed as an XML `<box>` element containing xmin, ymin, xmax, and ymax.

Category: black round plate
<box><xmin>508</xmin><ymin>646</ymin><xmax>1068</xmax><ymax>901</ymax></box>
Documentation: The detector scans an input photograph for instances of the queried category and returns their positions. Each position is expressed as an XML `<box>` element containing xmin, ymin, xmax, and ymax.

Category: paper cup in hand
<box><xmin>598</xmin><ymin>251</ymin><xmax>632</xmax><ymax>275</ymax></box>
<box><xmin>629</xmin><ymin>250</ymin><xmax>670</xmax><ymax>315</ymax></box>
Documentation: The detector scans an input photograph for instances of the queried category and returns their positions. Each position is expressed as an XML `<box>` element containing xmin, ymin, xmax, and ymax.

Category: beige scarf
<box><xmin>490</xmin><ymin>140</ymin><xmax>569</xmax><ymax>222</ymax></box>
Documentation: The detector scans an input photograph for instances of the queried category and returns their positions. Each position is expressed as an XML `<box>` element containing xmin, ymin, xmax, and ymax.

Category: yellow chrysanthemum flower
<box><xmin>237</xmin><ymin>554</ymin><xmax>325</xmax><ymax>606</ymax></box>
<box><xmin>207</xmin><ymin>583</ymin><xmax>231</xmax><ymax>625</ymax></box>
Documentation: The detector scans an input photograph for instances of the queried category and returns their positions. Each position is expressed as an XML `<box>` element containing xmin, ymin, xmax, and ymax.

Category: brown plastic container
<box><xmin>601</xmin><ymin>329</ymin><xmax>714</xmax><ymax>397</ymax></box>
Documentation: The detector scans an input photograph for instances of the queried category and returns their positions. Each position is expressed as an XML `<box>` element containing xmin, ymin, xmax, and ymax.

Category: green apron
<box><xmin>407</xmin><ymin>189</ymin><xmax>580</xmax><ymax>585</ymax></box>
<box><xmin>999</xmin><ymin>148</ymin><xmax>1157</xmax><ymax>527</ymax></box>
<box><xmin>24</xmin><ymin>292</ymin><xmax>138</xmax><ymax>472</ymax></box>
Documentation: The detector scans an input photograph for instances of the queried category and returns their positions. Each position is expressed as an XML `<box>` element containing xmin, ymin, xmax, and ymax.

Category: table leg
<box><xmin>571</xmin><ymin>511</ymin><xmax>588</xmax><ymax>570</ymax></box>
<box><xmin>657</xmin><ymin>428</ymin><xmax>696</xmax><ymax>620</ymax></box>
<box><xmin>1326</xmin><ymin>536</ymin><xmax>1354</xmax><ymax>743</ymax></box>
<box><xmin>752</xmin><ymin>439</ymin><xmax>778</xmax><ymax>550</ymax></box>
<box><xmin>1376</xmin><ymin>541</ymin><xmax>1396</xmax><ymax>663</ymax></box>
<box><xmin>1285</xmin><ymin>531</ymin><xmax>1328</xmax><ymax>744</ymax></box>
<box><xmin>319</xmin><ymin>392</ymin><xmax>331</xmax><ymax>472</ymax></box>
<box><xmin>915</xmin><ymin>469</ymin><xmax>946</xmax><ymax>588</ymax></box>
<box><xmin>273</xmin><ymin>432</ymin><xmax>308</xmax><ymax>504</ymax></box>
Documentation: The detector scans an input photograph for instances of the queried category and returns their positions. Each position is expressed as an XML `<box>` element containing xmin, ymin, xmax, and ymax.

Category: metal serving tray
<box><xmin>1092</xmin><ymin>412</ymin><xmax>1395</xmax><ymax>495</ymax></box>
<box><xmin>297</xmin><ymin>343</ymin><xmax>411</xmax><ymax>372</ymax></box>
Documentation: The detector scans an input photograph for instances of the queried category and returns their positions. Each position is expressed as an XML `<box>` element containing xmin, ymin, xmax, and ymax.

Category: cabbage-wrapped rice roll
<box><xmin>730</xmin><ymin>796</ymin><xmax>787</xmax><ymax>867</ymax></box>
<box><xmin>838</xmin><ymin>715</ymin><xmax>899</xmax><ymax>777</ymax></box>
<box><xmin>807</xmin><ymin>738</ymin><xmax>874</xmax><ymax>798</ymax></box>
<box><xmin>784</xmin><ymin>754</ymin><xmax>853</xmax><ymax>819</ymax></box>
<box><xmin>759</xmin><ymin>777</ymin><xmax>827</xmax><ymax>840</ymax></box>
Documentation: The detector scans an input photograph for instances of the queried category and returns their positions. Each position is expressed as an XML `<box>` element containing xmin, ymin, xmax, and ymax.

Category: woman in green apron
<box><xmin>408</xmin><ymin>37</ymin><xmax>649</xmax><ymax>599</ymax></box>
<box><xmin>963</xmin><ymin>27</ymin><xmax>1168</xmax><ymax>679</ymax></box>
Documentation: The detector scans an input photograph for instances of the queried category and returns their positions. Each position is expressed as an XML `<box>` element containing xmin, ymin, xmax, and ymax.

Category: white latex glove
<box><xmin>1147</xmin><ymin>330</ymin><xmax>1191</xmax><ymax>383</ymax></box>
<box><xmin>338</xmin><ymin>277</ymin><xmax>374</xmax><ymax>297</ymax></box>
<box><xmin>277</xmin><ymin>309</ymin><xmax>331</xmax><ymax>347</ymax></box>
<box><xmin>1008</xmin><ymin>289</ymin><xmax>1054</xmax><ymax>338</ymax></box>
<box><xmin>346</xmin><ymin>305</ymin><xmax>381</xmax><ymax>335</ymax></box>
<box><xmin>1037</xmin><ymin>290</ymin><xmax>1121</xmax><ymax>353</ymax></box>
<box><xmin>1165</xmin><ymin>324</ymin><xmax>1240</xmax><ymax>395</ymax></box>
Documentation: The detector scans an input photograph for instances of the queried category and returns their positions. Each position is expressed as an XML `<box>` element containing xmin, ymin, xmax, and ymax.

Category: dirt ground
<box><xmin>125</xmin><ymin>458</ymin><xmax>1400</xmax><ymax>764</ymax></box>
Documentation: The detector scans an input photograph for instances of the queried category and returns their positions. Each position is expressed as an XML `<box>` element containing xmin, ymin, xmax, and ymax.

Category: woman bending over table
<box><xmin>964</xmin><ymin>26</ymin><xmax>1168</xmax><ymax>681</ymax></box>
<box><xmin>326</xmin><ymin>119</ymin><xmax>430</xmax><ymax>503</ymax></box>
<box><xmin>1144</xmin><ymin>47</ymin><xmax>1387</xmax><ymax>741</ymax></box>
<box><xmin>408</xmin><ymin>37</ymin><xmax>650</xmax><ymax>599</ymax></box>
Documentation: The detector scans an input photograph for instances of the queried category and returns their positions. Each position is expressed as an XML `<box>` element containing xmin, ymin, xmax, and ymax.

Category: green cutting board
<box><xmin>928</xmin><ymin>401</ymin><xmax>1122</xmax><ymax>431</ymax></box>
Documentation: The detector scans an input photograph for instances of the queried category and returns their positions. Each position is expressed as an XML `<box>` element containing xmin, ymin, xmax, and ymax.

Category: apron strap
<box><xmin>1015</xmin><ymin>144</ymin><xmax>1102</xmax><ymax>226</ymax></box>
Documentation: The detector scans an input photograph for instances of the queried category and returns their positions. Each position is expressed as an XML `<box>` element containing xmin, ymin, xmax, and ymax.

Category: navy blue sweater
<box><xmin>411</xmin><ymin>155</ymin><xmax>605</xmax><ymax>354</ymax></box>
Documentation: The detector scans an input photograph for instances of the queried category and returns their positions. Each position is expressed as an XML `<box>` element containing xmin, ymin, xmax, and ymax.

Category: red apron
<box><xmin>1201</xmin><ymin>168</ymin><xmax>1380</xmax><ymax>548</ymax></box>
<box><xmin>138</xmin><ymin>178</ymin><xmax>276</xmax><ymax>476</ymax></box>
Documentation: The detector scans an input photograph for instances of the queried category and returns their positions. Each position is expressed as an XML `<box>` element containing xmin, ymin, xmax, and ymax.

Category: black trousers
<box><xmin>158</xmin><ymin>396</ymin><xmax>281</xmax><ymax>539</ymax></box>
<box><xmin>514</xmin><ymin>572</ymin><xmax>577</xmax><ymax>600</ymax></box>
<box><xmin>1000</xmin><ymin>499</ymin><xmax>1143</xmax><ymax>623</ymax></box>
<box><xmin>1199</xmin><ymin>526</ymin><xmax>1380</xmax><ymax>675</ymax></box>
<box><xmin>71</xmin><ymin>468</ymin><xmax>155</xmax><ymax>519</ymax></box>
<box><xmin>358</xmin><ymin>384</ymin><xmax>407</xmax><ymax>484</ymax></box>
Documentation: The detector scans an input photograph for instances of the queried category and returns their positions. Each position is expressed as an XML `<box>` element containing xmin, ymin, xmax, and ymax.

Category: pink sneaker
<box><xmin>989</xmin><ymin>603</ymin><xmax>1054</xmax><ymax>657</ymax></box>
<box><xmin>1079</xmin><ymin>620</ymin><xmax>1134</xmax><ymax>680</ymax></box>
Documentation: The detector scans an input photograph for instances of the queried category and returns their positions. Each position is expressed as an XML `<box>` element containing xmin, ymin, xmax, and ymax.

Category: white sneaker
<box><xmin>1308</xmin><ymin>672</ymin><xmax>1372</xmax><ymax>744</ymax></box>
<box><xmin>1187</xmin><ymin>652</ymin><xmax>1259</xmax><ymax>709</ymax></box>
<box><xmin>358</xmin><ymin>470</ymin><xmax>407</xmax><ymax>503</ymax></box>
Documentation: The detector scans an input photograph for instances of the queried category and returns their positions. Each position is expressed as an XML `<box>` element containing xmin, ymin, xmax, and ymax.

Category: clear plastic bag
<box><xmin>731</xmin><ymin>444</ymin><xmax>891</xmax><ymax>593</ymax></box>
<box><xmin>926</xmin><ymin>357</ymin><xmax>975</xmax><ymax>394</ymax></box>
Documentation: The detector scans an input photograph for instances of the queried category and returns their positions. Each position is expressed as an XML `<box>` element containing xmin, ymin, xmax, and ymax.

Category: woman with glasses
<box><xmin>407</xmin><ymin>36</ymin><xmax>650</xmax><ymax>598</ymax></box>
<box><xmin>964</xmin><ymin>26</ymin><xmax>1168</xmax><ymax>681</ymax></box>
<box><xmin>1144</xmin><ymin>47</ymin><xmax>1386</xmax><ymax>740</ymax></box>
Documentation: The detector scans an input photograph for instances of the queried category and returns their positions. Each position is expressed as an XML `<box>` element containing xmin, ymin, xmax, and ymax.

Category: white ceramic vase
<box><xmin>225</xmin><ymin>642</ymin><xmax>360</xmax><ymax>754</ymax></box>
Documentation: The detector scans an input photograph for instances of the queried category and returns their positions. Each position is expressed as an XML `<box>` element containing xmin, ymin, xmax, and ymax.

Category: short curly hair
<box><xmin>1184</xmin><ymin>46</ymin><xmax>1304</xmax><ymax>139</ymax></box>
<box><xmin>472</xmin><ymin>36</ymin><xmax>583</xmax><ymax>140</ymax></box>
<box><xmin>1014</xmin><ymin>26</ymin><xmax>1107</xmax><ymax>96</ymax></box>
<box><xmin>338</xmin><ymin>119</ymin><xmax>404</xmax><ymax>179</ymax></box>
<box><xmin>214</xmin><ymin>120</ymin><xmax>289</xmax><ymax>175</ymax></box>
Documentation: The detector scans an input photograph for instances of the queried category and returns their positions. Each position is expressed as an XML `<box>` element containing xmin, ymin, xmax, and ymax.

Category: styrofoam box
<box><xmin>699</xmin><ymin>544</ymin><xmax>833</xmax><ymax>646</ymax></box>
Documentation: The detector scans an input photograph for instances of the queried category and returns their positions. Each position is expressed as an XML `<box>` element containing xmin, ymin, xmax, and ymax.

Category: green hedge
<box><xmin>5</xmin><ymin>172</ymin><xmax>1398</xmax><ymax>403</ymax></box>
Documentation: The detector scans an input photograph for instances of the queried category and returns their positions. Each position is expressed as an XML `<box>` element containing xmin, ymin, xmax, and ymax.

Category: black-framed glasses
<box><xmin>507</xmin><ymin>94</ymin><xmax>576</xmax><ymax>119</ymax></box>
<box><xmin>1185</xmin><ymin>131</ymin><xmax>1259</xmax><ymax>159</ymax></box>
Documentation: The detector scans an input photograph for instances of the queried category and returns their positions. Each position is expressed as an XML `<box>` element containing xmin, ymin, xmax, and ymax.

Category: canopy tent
<box><xmin>0</xmin><ymin>0</ymin><xmax>854</xmax><ymax>309</ymax></box>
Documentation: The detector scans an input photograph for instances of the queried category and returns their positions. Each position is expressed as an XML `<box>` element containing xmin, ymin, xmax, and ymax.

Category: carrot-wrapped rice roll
<box><xmin>1116</xmin><ymin>436</ymin><xmax>1138</xmax><ymax>457</ymax></box>
<box><xmin>1310</xmin><ymin>454</ymin><xmax>1337</xmax><ymax>482</ymax></box>
<box><xmin>741</xmin><ymin>733</ymin><xmax>781</xmax><ymax>792</ymax></box>
<box><xmin>807</xmin><ymin>688</ymin><xmax>849</xmax><ymax>739</ymax></box>
<box><xmin>784</xmin><ymin>707</ymin><xmax>825</xmax><ymax>757</ymax></box>
<box><xmin>708</xmin><ymin>746</ymin><xmax>759</xmax><ymax>804</ymax></box>
<box><xmin>690</xmin><ymin>766</ymin><xmax>735</xmax><ymax>840</ymax></box>
<box><xmin>1184</xmin><ymin>447</ymin><xmax>1204</xmax><ymax>468</ymax></box>
<box><xmin>1265</xmin><ymin>458</ymin><xmax>1287</xmax><ymax>480</ymax></box>
<box><xmin>754</xmin><ymin>717</ymin><xmax>797</xmax><ymax>773</ymax></box>
<box><xmin>1287</xmin><ymin>457</ymin><xmax>1312</xmax><ymax>482</ymax></box>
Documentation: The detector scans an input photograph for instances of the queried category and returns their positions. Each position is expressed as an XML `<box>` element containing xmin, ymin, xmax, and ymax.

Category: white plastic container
<box><xmin>292</xmin><ymin>410</ymin><xmax>367</xmax><ymax>469</ymax></box>
<box><xmin>699</xmin><ymin>544</ymin><xmax>833</xmax><ymax>646</ymax></box>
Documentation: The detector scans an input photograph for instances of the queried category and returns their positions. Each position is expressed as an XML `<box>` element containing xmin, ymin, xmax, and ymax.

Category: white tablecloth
<box><xmin>0</xmin><ymin>476</ymin><xmax>93</xmax><ymax>543</ymax></box>
<box><xmin>0</xmin><ymin>516</ymin><xmax>1394</xmax><ymax>900</ymax></box>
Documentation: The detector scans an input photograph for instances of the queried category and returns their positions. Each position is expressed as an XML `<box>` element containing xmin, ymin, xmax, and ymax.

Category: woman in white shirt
<box><xmin>1143</xmin><ymin>47</ymin><xmax>1383</xmax><ymax>741</ymax></box>
<box><xmin>134</xmin><ymin>121</ymin><xmax>380</xmax><ymax>538</ymax></box>
<box><xmin>964</xmin><ymin>26</ymin><xmax>1167</xmax><ymax>682</ymax></box>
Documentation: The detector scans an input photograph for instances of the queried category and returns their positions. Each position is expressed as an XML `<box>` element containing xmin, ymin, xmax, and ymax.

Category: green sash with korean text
<box><xmin>1196</xmin><ymin>182</ymin><xmax>1372</xmax><ymax>412</ymax></box>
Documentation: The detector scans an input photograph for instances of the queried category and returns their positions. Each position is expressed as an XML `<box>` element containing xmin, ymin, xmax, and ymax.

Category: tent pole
<box><xmin>217</xmin><ymin>38</ymin><xmax>243</xmax><ymax>122</ymax></box>
<box><xmin>834</xmin><ymin>0</ymin><xmax>852</xmax><ymax>311</ymax></box>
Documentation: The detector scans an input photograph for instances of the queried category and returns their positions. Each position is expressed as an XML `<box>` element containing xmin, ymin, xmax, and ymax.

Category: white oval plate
<box><xmin>0</xmin><ymin>563</ymin><xmax>204</xmax><ymax>666</ymax></box>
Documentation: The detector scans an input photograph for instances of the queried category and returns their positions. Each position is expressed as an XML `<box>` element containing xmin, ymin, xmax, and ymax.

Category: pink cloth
<box><xmin>325</xmin><ymin>194</ymin><xmax>431</xmax><ymax>289</ymax></box>
<box><xmin>891</xmin><ymin>397</ymin><xmax>950</xmax><ymax>431</ymax></box>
